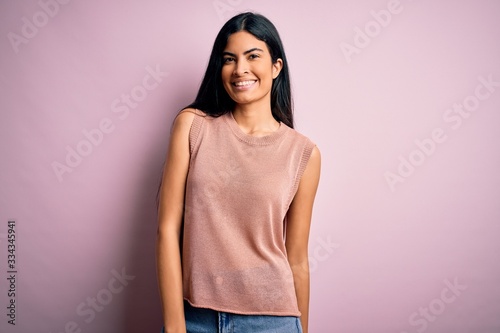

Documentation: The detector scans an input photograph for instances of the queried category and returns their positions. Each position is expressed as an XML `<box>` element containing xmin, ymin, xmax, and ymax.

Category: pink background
<box><xmin>1</xmin><ymin>1</ymin><xmax>500</xmax><ymax>332</ymax></box>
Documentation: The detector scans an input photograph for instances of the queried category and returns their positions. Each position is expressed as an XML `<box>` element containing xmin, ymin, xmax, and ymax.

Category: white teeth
<box><xmin>234</xmin><ymin>80</ymin><xmax>255</xmax><ymax>87</ymax></box>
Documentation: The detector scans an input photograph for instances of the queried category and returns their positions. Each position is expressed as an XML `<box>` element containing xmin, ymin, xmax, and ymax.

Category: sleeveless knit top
<box><xmin>182</xmin><ymin>110</ymin><xmax>315</xmax><ymax>316</ymax></box>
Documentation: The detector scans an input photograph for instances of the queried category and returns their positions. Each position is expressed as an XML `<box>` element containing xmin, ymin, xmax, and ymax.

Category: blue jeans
<box><xmin>162</xmin><ymin>300</ymin><xmax>303</xmax><ymax>333</ymax></box>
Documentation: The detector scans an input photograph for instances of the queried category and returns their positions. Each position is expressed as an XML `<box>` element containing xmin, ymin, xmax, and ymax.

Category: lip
<box><xmin>231</xmin><ymin>80</ymin><xmax>257</xmax><ymax>90</ymax></box>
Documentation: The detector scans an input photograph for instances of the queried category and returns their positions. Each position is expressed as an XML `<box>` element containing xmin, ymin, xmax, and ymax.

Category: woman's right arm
<box><xmin>156</xmin><ymin>109</ymin><xmax>196</xmax><ymax>333</ymax></box>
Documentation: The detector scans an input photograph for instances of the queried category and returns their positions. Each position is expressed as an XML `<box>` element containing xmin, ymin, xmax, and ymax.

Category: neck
<box><xmin>232</xmin><ymin>101</ymin><xmax>279</xmax><ymax>136</ymax></box>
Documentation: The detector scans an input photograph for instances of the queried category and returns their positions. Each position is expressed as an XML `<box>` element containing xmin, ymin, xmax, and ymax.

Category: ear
<box><xmin>272</xmin><ymin>58</ymin><xmax>283</xmax><ymax>79</ymax></box>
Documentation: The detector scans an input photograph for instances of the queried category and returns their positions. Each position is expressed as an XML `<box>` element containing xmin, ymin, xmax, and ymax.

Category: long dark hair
<box><xmin>186</xmin><ymin>12</ymin><xmax>294</xmax><ymax>128</ymax></box>
<box><xmin>157</xmin><ymin>13</ymin><xmax>294</xmax><ymax>209</ymax></box>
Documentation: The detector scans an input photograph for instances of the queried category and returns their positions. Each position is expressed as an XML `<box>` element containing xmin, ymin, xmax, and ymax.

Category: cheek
<box><xmin>220</xmin><ymin>68</ymin><xmax>234</xmax><ymax>93</ymax></box>
<box><xmin>257</xmin><ymin>67</ymin><xmax>274</xmax><ymax>86</ymax></box>
<box><xmin>221</xmin><ymin>67</ymin><xmax>230</xmax><ymax>80</ymax></box>
<box><xmin>221</xmin><ymin>71</ymin><xmax>232</xmax><ymax>91</ymax></box>
<box><xmin>257</xmin><ymin>64</ymin><xmax>274</xmax><ymax>80</ymax></box>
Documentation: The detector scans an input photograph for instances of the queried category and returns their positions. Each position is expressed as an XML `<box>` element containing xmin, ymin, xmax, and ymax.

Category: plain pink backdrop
<box><xmin>1</xmin><ymin>1</ymin><xmax>499</xmax><ymax>332</ymax></box>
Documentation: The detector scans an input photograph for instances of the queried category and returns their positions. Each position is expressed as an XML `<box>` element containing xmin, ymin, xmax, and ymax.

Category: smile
<box><xmin>232</xmin><ymin>80</ymin><xmax>257</xmax><ymax>87</ymax></box>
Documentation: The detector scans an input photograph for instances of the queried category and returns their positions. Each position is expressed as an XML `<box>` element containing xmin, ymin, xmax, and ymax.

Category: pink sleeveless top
<box><xmin>182</xmin><ymin>110</ymin><xmax>315</xmax><ymax>316</ymax></box>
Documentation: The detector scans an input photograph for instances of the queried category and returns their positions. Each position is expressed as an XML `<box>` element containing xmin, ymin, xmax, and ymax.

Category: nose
<box><xmin>233</xmin><ymin>59</ymin><xmax>248</xmax><ymax>76</ymax></box>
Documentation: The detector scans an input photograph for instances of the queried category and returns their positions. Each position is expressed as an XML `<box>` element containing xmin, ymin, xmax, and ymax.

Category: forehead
<box><xmin>224</xmin><ymin>31</ymin><xmax>269</xmax><ymax>53</ymax></box>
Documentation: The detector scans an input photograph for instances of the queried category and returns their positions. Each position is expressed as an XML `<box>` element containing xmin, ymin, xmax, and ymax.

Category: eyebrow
<box><xmin>222</xmin><ymin>48</ymin><xmax>264</xmax><ymax>57</ymax></box>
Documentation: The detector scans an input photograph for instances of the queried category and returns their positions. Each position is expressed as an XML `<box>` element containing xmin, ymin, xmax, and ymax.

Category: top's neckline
<box><xmin>223</xmin><ymin>111</ymin><xmax>288</xmax><ymax>145</ymax></box>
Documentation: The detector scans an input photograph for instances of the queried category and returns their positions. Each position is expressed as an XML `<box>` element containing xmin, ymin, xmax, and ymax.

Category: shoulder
<box><xmin>285</xmin><ymin>126</ymin><xmax>317</xmax><ymax>148</ymax></box>
<box><xmin>286</xmin><ymin>126</ymin><xmax>321</xmax><ymax>168</ymax></box>
<box><xmin>171</xmin><ymin>108</ymin><xmax>205</xmax><ymax>131</ymax></box>
<box><xmin>175</xmin><ymin>108</ymin><xmax>205</xmax><ymax>124</ymax></box>
<box><xmin>308</xmin><ymin>145</ymin><xmax>321</xmax><ymax>168</ymax></box>
<box><xmin>298</xmin><ymin>144</ymin><xmax>321</xmax><ymax>193</ymax></box>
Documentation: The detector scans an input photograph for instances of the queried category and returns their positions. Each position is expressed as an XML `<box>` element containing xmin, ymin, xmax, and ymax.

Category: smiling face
<box><xmin>221</xmin><ymin>31</ymin><xmax>282</xmax><ymax>108</ymax></box>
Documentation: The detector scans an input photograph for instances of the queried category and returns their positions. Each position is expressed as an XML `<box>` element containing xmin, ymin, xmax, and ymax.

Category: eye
<box><xmin>249</xmin><ymin>54</ymin><xmax>260</xmax><ymax>60</ymax></box>
<box><xmin>223</xmin><ymin>57</ymin><xmax>235</xmax><ymax>64</ymax></box>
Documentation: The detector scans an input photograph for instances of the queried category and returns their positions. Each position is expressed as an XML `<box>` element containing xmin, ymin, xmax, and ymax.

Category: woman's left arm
<box><xmin>286</xmin><ymin>146</ymin><xmax>321</xmax><ymax>333</ymax></box>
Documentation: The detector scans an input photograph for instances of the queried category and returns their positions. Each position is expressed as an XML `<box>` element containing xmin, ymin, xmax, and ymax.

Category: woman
<box><xmin>156</xmin><ymin>12</ymin><xmax>321</xmax><ymax>333</ymax></box>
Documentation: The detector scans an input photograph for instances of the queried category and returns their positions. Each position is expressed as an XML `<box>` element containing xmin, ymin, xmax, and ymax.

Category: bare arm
<box><xmin>285</xmin><ymin>146</ymin><xmax>321</xmax><ymax>333</ymax></box>
<box><xmin>156</xmin><ymin>109</ymin><xmax>196</xmax><ymax>333</ymax></box>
